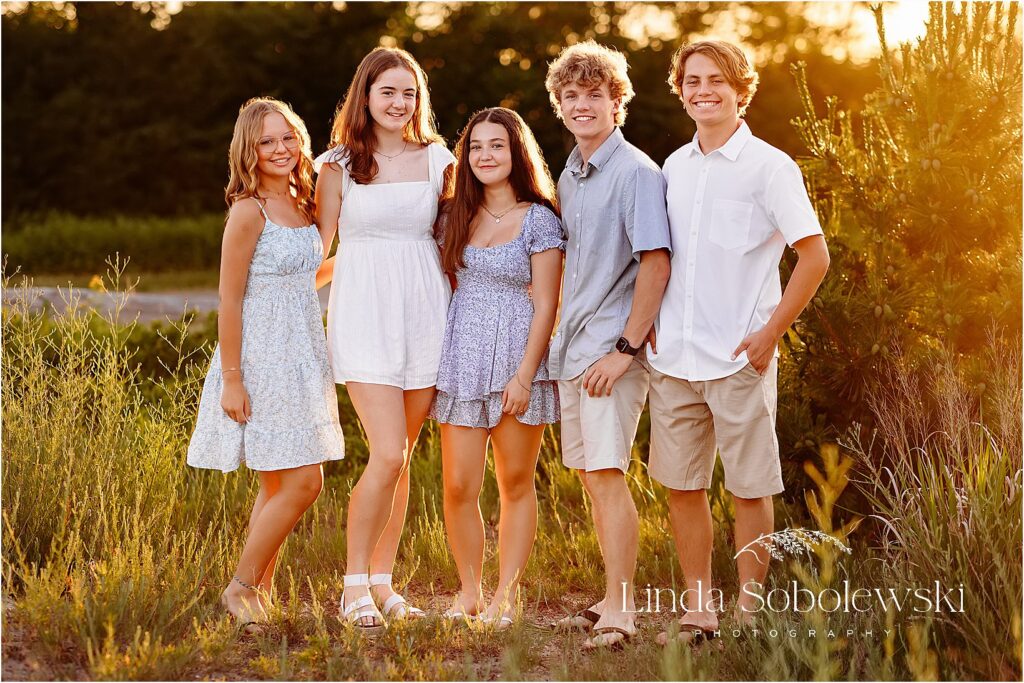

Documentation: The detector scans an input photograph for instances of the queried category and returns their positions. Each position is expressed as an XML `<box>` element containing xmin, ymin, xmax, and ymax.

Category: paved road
<box><xmin>2</xmin><ymin>286</ymin><xmax>331</xmax><ymax>323</ymax></box>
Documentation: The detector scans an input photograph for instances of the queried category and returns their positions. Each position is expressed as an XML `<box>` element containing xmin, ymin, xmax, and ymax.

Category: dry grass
<box><xmin>2</xmin><ymin>274</ymin><xmax>1020</xmax><ymax>681</ymax></box>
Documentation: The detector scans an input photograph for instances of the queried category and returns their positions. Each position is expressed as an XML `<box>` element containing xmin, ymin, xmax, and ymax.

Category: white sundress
<box><xmin>313</xmin><ymin>143</ymin><xmax>455</xmax><ymax>389</ymax></box>
<box><xmin>186</xmin><ymin>200</ymin><xmax>345</xmax><ymax>472</ymax></box>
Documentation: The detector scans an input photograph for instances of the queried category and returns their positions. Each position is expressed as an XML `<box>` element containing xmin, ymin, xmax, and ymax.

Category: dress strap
<box><xmin>251</xmin><ymin>197</ymin><xmax>270</xmax><ymax>222</ymax></box>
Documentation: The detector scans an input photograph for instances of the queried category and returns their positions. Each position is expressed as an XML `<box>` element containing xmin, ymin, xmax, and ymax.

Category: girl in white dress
<box><xmin>314</xmin><ymin>47</ymin><xmax>455</xmax><ymax>631</ymax></box>
<box><xmin>188</xmin><ymin>98</ymin><xmax>345</xmax><ymax>630</ymax></box>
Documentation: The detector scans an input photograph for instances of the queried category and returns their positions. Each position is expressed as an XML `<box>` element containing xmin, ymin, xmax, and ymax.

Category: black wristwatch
<box><xmin>615</xmin><ymin>336</ymin><xmax>641</xmax><ymax>356</ymax></box>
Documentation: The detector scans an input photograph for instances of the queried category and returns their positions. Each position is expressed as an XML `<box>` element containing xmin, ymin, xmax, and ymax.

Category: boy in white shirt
<box><xmin>647</xmin><ymin>40</ymin><xmax>830</xmax><ymax>644</ymax></box>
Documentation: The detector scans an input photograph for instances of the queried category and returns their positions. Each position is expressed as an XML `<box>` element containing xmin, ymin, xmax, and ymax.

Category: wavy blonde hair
<box><xmin>225</xmin><ymin>97</ymin><xmax>316</xmax><ymax>223</ymax></box>
<box><xmin>668</xmin><ymin>40</ymin><xmax>759</xmax><ymax>116</ymax></box>
<box><xmin>545</xmin><ymin>40</ymin><xmax>635</xmax><ymax>126</ymax></box>
<box><xmin>328</xmin><ymin>47</ymin><xmax>443</xmax><ymax>185</ymax></box>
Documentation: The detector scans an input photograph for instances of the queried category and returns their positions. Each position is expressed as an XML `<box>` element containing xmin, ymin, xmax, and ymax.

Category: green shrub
<box><xmin>2</xmin><ymin>212</ymin><xmax>224</xmax><ymax>274</ymax></box>
<box><xmin>782</xmin><ymin>3</ymin><xmax>1022</xmax><ymax>446</ymax></box>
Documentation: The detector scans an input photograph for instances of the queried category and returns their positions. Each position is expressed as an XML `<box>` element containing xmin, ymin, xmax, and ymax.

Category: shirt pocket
<box><xmin>708</xmin><ymin>199</ymin><xmax>753</xmax><ymax>251</ymax></box>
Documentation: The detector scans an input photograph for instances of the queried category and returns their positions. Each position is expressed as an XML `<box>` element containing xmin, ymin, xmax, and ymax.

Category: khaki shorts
<box><xmin>559</xmin><ymin>360</ymin><xmax>650</xmax><ymax>473</ymax></box>
<box><xmin>648</xmin><ymin>360</ymin><xmax>783</xmax><ymax>498</ymax></box>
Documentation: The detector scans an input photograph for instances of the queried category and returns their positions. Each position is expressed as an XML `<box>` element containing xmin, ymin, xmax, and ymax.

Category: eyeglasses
<box><xmin>258</xmin><ymin>133</ymin><xmax>300</xmax><ymax>153</ymax></box>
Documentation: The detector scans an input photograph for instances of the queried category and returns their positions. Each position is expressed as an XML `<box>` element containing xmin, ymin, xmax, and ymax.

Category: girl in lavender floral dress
<box><xmin>430</xmin><ymin>108</ymin><xmax>563</xmax><ymax>627</ymax></box>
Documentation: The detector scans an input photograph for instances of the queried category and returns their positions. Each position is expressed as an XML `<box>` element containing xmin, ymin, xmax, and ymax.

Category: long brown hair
<box><xmin>328</xmin><ymin>47</ymin><xmax>442</xmax><ymax>184</ymax></box>
<box><xmin>225</xmin><ymin>98</ymin><xmax>316</xmax><ymax>223</ymax></box>
<box><xmin>439</xmin><ymin>108</ymin><xmax>558</xmax><ymax>273</ymax></box>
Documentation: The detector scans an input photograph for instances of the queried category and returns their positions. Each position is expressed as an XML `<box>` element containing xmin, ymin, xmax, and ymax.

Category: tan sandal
<box><xmin>551</xmin><ymin>606</ymin><xmax>601</xmax><ymax>631</ymax></box>
<box><xmin>582</xmin><ymin>625</ymin><xmax>635</xmax><ymax>651</ymax></box>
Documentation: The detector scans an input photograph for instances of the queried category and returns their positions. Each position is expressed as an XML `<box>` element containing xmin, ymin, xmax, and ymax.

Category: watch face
<box><xmin>616</xmin><ymin>338</ymin><xmax>627</xmax><ymax>353</ymax></box>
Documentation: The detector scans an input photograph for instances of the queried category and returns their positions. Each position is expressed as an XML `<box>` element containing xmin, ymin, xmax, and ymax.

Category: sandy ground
<box><xmin>2</xmin><ymin>286</ymin><xmax>331</xmax><ymax>323</ymax></box>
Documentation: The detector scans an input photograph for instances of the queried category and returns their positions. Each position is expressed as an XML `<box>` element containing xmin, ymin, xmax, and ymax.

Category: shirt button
<box><xmin>576</xmin><ymin>213</ymin><xmax>580</xmax><ymax>218</ymax></box>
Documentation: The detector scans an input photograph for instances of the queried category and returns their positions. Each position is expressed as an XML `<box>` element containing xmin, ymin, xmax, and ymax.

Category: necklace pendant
<box><xmin>495</xmin><ymin>217</ymin><xmax>501</xmax><ymax>223</ymax></box>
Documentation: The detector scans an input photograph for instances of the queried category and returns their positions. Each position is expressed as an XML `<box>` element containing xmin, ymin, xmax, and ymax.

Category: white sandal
<box><xmin>369</xmin><ymin>573</ymin><xmax>425</xmax><ymax>620</ymax></box>
<box><xmin>480</xmin><ymin>613</ymin><xmax>515</xmax><ymax>631</ymax></box>
<box><xmin>341</xmin><ymin>573</ymin><xmax>385</xmax><ymax>633</ymax></box>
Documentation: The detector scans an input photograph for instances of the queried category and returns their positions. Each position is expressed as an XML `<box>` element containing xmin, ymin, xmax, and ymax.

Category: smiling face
<box><xmin>367</xmin><ymin>66</ymin><xmax>418</xmax><ymax>135</ymax></box>
<box><xmin>681</xmin><ymin>52</ymin><xmax>741</xmax><ymax>128</ymax></box>
<box><xmin>256</xmin><ymin>112</ymin><xmax>299</xmax><ymax>179</ymax></box>
<box><xmin>468</xmin><ymin>120</ymin><xmax>512</xmax><ymax>188</ymax></box>
<box><xmin>558</xmin><ymin>80</ymin><xmax>620</xmax><ymax>144</ymax></box>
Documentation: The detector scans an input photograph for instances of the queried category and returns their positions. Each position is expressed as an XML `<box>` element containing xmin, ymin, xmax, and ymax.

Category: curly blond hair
<box><xmin>545</xmin><ymin>40</ymin><xmax>634</xmax><ymax>126</ymax></box>
<box><xmin>667</xmin><ymin>40</ymin><xmax>759</xmax><ymax>116</ymax></box>
<box><xmin>225</xmin><ymin>98</ymin><xmax>316</xmax><ymax>223</ymax></box>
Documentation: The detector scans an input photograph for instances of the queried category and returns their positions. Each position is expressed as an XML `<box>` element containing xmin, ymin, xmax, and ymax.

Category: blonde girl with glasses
<box><xmin>187</xmin><ymin>97</ymin><xmax>345</xmax><ymax>632</ymax></box>
<box><xmin>314</xmin><ymin>47</ymin><xmax>455</xmax><ymax>632</ymax></box>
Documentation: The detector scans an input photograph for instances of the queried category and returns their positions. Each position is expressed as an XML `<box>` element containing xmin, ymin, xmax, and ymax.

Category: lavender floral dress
<box><xmin>430</xmin><ymin>203</ymin><xmax>564</xmax><ymax>428</ymax></box>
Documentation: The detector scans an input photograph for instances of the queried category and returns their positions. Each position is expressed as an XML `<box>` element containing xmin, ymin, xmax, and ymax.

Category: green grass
<box><xmin>2</xmin><ymin>275</ymin><xmax>1021</xmax><ymax>681</ymax></box>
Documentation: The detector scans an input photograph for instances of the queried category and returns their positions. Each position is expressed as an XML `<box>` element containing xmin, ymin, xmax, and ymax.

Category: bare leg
<box><xmin>222</xmin><ymin>465</ymin><xmax>324</xmax><ymax>623</ymax></box>
<box><xmin>247</xmin><ymin>473</ymin><xmax>282</xmax><ymax>599</ymax></box>
<box><xmin>485</xmin><ymin>415</ymin><xmax>544</xmax><ymax>620</ymax></box>
<box><xmin>440</xmin><ymin>423</ymin><xmax>489</xmax><ymax>615</ymax></box>
<box><xmin>580</xmin><ymin>469</ymin><xmax>638</xmax><ymax>644</ymax></box>
<box><xmin>733</xmin><ymin>495</ymin><xmax>773</xmax><ymax>625</ymax></box>
<box><xmin>661</xmin><ymin>488</ymin><xmax>718</xmax><ymax>641</ymax></box>
<box><xmin>579</xmin><ymin>469</ymin><xmax>608</xmax><ymax>618</ymax></box>
<box><xmin>368</xmin><ymin>387</ymin><xmax>435</xmax><ymax>611</ymax></box>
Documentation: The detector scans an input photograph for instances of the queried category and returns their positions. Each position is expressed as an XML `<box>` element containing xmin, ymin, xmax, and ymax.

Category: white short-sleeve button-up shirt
<box><xmin>648</xmin><ymin>121</ymin><xmax>823</xmax><ymax>381</ymax></box>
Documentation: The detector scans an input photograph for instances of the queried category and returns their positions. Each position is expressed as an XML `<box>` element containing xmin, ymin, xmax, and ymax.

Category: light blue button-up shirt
<box><xmin>547</xmin><ymin>128</ymin><xmax>672</xmax><ymax>381</ymax></box>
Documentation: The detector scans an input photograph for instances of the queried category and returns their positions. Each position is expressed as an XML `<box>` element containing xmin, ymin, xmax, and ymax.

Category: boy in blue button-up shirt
<box><xmin>545</xmin><ymin>40</ymin><xmax>672</xmax><ymax>650</ymax></box>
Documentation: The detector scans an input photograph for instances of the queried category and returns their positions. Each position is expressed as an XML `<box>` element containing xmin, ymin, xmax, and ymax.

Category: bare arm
<box><xmin>733</xmin><ymin>234</ymin><xmax>830</xmax><ymax>373</ymax></box>
<box><xmin>315</xmin><ymin>256</ymin><xmax>336</xmax><ymax>291</ymax></box>
<box><xmin>518</xmin><ymin>249</ymin><xmax>563</xmax><ymax>380</ymax></box>
<box><xmin>583</xmin><ymin>248</ymin><xmax>671</xmax><ymax>397</ymax></box>
<box><xmin>621</xmin><ymin>248</ymin><xmax>671</xmax><ymax>349</ymax></box>
<box><xmin>502</xmin><ymin>248</ymin><xmax>563</xmax><ymax>414</ymax></box>
<box><xmin>218</xmin><ymin>200</ymin><xmax>264</xmax><ymax>422</ymax></box>
<box><xmin>314</xmin><ymin>165</ymin><xmax>343</xmax><ymax>289</ymax></box>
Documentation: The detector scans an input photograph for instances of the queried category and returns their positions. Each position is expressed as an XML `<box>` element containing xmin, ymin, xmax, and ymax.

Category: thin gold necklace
<box><xmin>375</xmin><ymin>141</ymin><xmax>408</xmax><ymax>161</ymax></box>
<box><xmin>482</xmin><ymin>201</ymin><xmax>519</xmax><ymax>223</ymax></box>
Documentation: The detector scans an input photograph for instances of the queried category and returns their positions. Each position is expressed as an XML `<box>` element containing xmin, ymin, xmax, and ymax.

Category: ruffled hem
<box><xmin>429</xmin><ymin>382</ymin><xmax>559</xmax><ymax>429</ymax></box>
<box><xmin>187</xmin><ymin>420</ymin><xmax>345</xmax><ymax>473</ymax></box>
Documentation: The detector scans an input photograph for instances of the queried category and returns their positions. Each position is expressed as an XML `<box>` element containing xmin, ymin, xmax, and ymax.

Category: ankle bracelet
<box><xmin>233</xmin><ymin>575</ymin><xmax>259</xmax><ymax>592</ymax></box>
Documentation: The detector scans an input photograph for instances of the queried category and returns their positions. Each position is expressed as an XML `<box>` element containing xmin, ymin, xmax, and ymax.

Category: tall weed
<box><xmin>849</xmin><ymin>341</ymin><xmax>1023</xmax><ymax>680</ymax></box>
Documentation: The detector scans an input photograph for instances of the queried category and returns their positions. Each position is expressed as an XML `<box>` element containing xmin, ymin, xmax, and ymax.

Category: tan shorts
<box><xmin>559</xmin><ymin>360</ymin><xmax>650</xmax><ymax>473</ymax></box>
<box><xmin>648</xmin><ymin>360</ymin><xmax>783</xmax><ymax>498</ymax></box>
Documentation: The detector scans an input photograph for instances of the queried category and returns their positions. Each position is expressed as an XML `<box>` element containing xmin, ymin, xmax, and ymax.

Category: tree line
<box><xmin>2</xmin><ymin>1</ymin><xmax>878</xmax><ymax>217</ymax></box>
